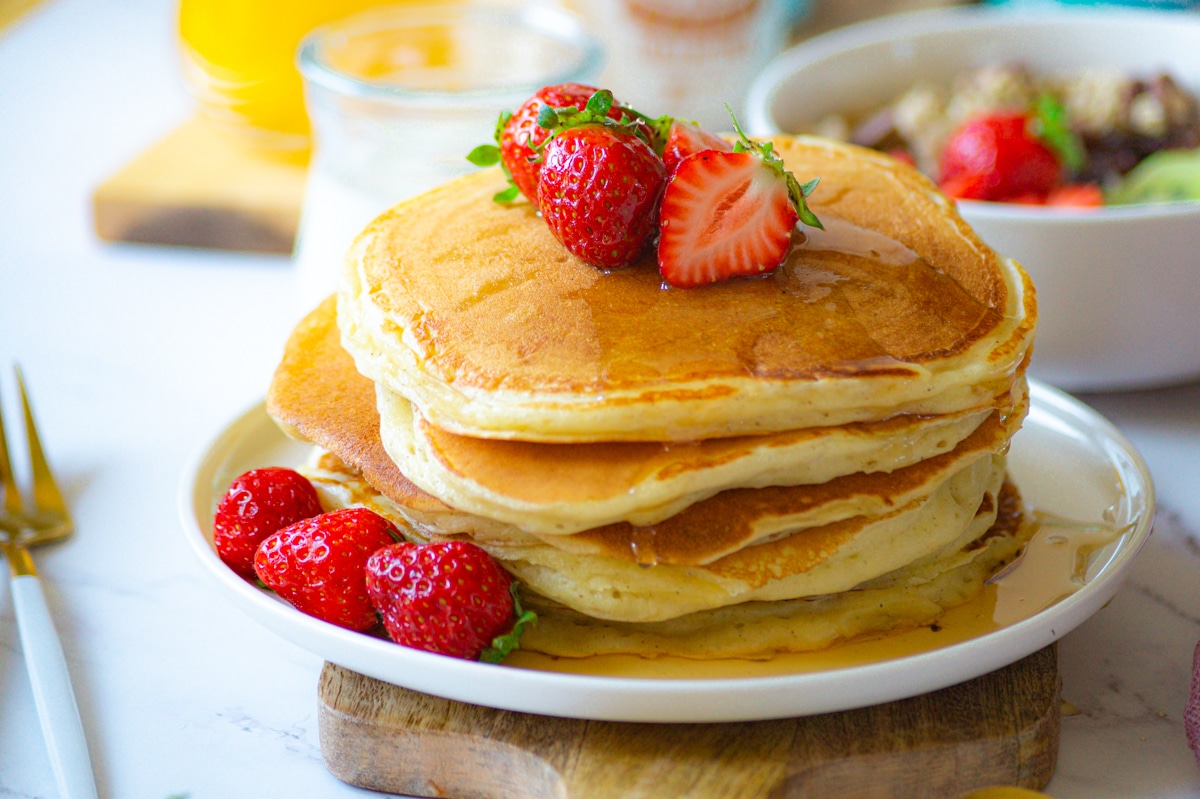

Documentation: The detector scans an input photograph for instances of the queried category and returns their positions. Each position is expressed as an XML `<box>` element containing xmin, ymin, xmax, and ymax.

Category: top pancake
<box><xmin>339</xmin><ymin>134</ymin><xmax>1036</xmax><ymax>442</ymax></box>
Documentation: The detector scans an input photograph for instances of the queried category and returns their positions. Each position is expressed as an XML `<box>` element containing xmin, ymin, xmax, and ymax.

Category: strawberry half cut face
<box><xmin>657</xmin><ymin>150</ymin><xmax>801</xmax><ymax>288</ymax></box>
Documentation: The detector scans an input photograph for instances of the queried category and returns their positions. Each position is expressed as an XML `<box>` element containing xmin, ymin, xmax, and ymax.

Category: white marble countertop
<box><xmin>1</xmin><ymin>1</ymin><xmax>1198</xmax><ymax>796</ymax></box>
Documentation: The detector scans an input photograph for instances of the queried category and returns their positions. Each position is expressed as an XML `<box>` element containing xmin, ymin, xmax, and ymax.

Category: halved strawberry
<box><xmin>662</xmin><ymin>119</ymin><xmax>733</xmax><ymax>174</ymax></box>
<box><xmin>658</xmin><ymin>128</ymin><xmax>821</xmax><ymax>289</ymax></box>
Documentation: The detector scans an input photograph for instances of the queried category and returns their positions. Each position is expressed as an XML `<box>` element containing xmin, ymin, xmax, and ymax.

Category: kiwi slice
<box><xmin>1107</xmin><ymin>148</ymin><xmax>1200</xmax><ymax>206</ymax></box>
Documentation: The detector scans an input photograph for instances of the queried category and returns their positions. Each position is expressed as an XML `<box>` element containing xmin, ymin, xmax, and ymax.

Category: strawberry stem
<box><xmin>537</xmin><ymin>90</ymin><xmax>667</xmax><ymax>154</ymax></box>
<box><xmin>466</xmin><ymin>110</ymin><xmax>523</xmax><ymax>203</ymax></box>
<box><xmin>479</xmin><ymin>582</ymin><xmax>537</xmax><ymax>663</ymax></box>
<box><xmin>725</xmin><ymin>104</ymin><xmax>824</xmax><ymax>230</ymax></box>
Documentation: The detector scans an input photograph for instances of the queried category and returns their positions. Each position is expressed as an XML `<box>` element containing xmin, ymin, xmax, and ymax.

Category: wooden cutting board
<box><xmin>317</xmin><ymin>644</ymin><xmax>1059</xmax><ymax>798</ymax></box>
<box><xmin>91</xmin><ymin>115</ymin><xmax>307</xmax><ymax>254</ymax></box>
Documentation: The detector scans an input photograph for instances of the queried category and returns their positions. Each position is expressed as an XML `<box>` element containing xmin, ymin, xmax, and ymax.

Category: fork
<box><xmin>0</xmin><ymin>366</ymin><xmax>98</xmax><ymax>799</ymax></box>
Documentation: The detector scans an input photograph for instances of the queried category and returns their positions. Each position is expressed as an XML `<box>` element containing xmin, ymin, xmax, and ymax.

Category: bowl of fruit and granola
<box><xmin>746</xmin><ymin>5</ymin><xmax>1200</xmax><ymax>391</ymax></box>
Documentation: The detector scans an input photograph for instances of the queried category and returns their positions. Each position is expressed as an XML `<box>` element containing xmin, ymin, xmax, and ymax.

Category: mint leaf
<box><xmin>466</xmin><ymin>144</ymin><xmax>500</xmax><ymax>167</ymax></box>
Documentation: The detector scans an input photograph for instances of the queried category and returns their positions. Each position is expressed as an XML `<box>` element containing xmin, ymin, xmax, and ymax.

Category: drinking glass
<box><xmin>293</xmin><ymin>3</ymin><xmax>603</xmax><ymax>308</ymax></box>
<box><xmin>177</xmin><ymin>0</ymin><xmax>409</xmax><ymax>157</ymax></box>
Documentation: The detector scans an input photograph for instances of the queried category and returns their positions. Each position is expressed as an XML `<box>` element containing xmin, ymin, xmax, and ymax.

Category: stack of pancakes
<box><xmin>267</xmin><ymin>135</ymin><xmax>1038</xmax><ymax>660</ymax></box>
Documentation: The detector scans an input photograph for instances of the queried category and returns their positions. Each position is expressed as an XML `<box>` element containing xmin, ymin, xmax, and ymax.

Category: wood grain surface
<box><xmin>91</xmin><ymin>115</ymin><xmax>307</xmax><ymax>254</ymax></box>
<box><xmin>318</xmin><ymin>644</ymin><xmax>1059</xmax><ymax>799</ymax></box>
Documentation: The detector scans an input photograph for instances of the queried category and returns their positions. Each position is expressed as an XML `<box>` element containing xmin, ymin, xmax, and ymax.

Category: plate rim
<box><xmin>178</xmin><ymin>379</ymin><xmax>1155</xmax><ymax>722</ymax></box>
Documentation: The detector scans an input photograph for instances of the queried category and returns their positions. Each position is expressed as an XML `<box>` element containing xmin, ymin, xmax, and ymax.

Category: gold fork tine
<box><xmin>16</xmin><ymin>366</ymin><xmax>70</xmax><ymax>527</ymax></box>
<box><xmin>0</xmin><ymin>371</ymin><xmax>21</xmax><ymax>520</ymax></box>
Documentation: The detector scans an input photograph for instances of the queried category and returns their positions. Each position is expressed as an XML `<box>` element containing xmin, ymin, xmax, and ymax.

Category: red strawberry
<box><xmin>657</xmin><ymin>129</ymin><xmax>822</xmax><ymax>289</ymax></box>
<box><xmin>538</xmin><ymin>121</ymin><xmax>668</xmax><ymax>268</ymax></box>
<box><xmin>467</xmin><ymin>84</ymin><xmax>627</xmax><ymax>203</ymax></box>
<box><xmin>1046</xmin><ymin>182</ymin><xmax>1105</xmax><ymax>207</ymax></box>
<box><xmin>214</xmin><ymin>467</ymin><xmax>322</xmax><ymax>580</ymax></box>
<box><xmin>254</xmin><ymin>507</ymin><xmax>400</xmax><ymax>632</ymax></box>
<box><xmin>662</xmin><ymin>119</ymin><xmax>733</xmax><ymax>174</ymax></box>
<box><xmin>366</xmin><ymin>540</ymin><xmax>532</xmax><ymax>661</ymax></box>
<box><xmin>938</xmin><ymin>113</ymin><xmax>1061</xmax><ymax>202</ymax></box>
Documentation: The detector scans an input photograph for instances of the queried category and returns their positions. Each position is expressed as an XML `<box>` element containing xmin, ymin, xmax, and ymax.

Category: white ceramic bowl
<box><xmin>745</xmin><ymin>6</ymin><xmax>1200</xmax><ymax>392</ymax></box>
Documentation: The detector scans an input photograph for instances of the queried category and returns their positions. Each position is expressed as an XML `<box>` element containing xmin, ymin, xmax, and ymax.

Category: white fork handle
<box><xmin>11</xmin><ymin>575</ymin><xmax>99</xmax><ymax>799</ymax></box>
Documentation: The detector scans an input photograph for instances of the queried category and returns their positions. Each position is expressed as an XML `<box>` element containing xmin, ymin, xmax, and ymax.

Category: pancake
<box><xmin>277</xmin><ymin>300</ymin><xmax>1022</xmax><ymax>539</ymax></box>
<box><xmin>269</xmin><ymin>308</ymin><xmax>1019</xmax><ymax>623</ymax></box>
<box><xmin>271</xmin><ymin>298</ymin><xmax>1023</xmax><ymax>557</ymax></box>
<box><xmin>303</xmin><ymin>446</ymin><xmax>1030</xmax><ymax>659</ymax></box>
<box><xmin>338</xmin><ymin>135</ymin><xmax>1036</xmax><ymax>443</ymax></box>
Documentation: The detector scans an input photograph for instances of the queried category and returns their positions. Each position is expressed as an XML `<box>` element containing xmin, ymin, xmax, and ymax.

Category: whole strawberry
<box><xmin>254</xmin><ymin>507</ymin><xmax>400</xmax><ymax>632</ymax></box>
<box><xmin>658</xmin><ymin>114</ymin><xmax>822</xmax><ymax>288</ymax></box>
<box><xmin>538</xmin><ymin>123</ymin><xmax>667</xmax><ymax>268</ymax></box>
<box><xmin>366</xmin><ymin>540</ymin><xmax>532</xmax><ymax>661</ymax></box>
<box><xmin>468</xmin><ymin>83</ymin><xmax>624</xmax><ymax>203</ymax></box>
<box><xmin>534</xmin><ymin>91</ymin><xmax>668</xmax><ymax>268</ymax></box>
<box><xmin>214</xmin><ymin>467</ymin><xmax>323</xmax><ymax>580</ymax></box>
<box><xmin>938</xmin><ymin>113</ymin><xmax>1061</xmax><ymax>202</ymax></box>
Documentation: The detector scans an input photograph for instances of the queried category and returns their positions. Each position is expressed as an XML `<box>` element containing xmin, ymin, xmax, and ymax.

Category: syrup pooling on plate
<box><xmin>992</xmin><ymin>511</ymin><xmax>1128</xmax><ymax>626</ymax></box>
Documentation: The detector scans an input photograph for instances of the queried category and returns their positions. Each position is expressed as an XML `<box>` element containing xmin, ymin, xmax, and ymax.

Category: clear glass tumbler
<box><xmin>293</xmin><ymin>3</ymin><xmax>604</xmax><ymax>309</ymax></box>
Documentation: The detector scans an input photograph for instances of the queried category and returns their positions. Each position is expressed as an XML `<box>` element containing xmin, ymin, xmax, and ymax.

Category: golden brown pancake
<box><xmin>266</xmin><ymin>296</ymin><xmax>453</xmax><ymax>520</ymax></box>
<box><xmin>266</xmin><ymin>294</ymin><xmax>1017</xmax><ymax>535</ymax></box>
<box><xmin>269</xmin><ymin>301</ymin><xmax>1016</xmax><ymax>621</ymax></box>
<box><xmin>338</xmin><ymin>135</ymin><xmax>1036</xmax><ymax>442</ymax></box>
<box><xmin>305</xmin><ymin>448</ymin><xmax>1024</xmax><ymax>646</ymax></box>
<box><xmin>378</xmin><ymin>381</ymin><xmax>1024</xmax><ymax>534</ymax></box>
<box><xmin>272</xmin><ymin>299</ymin><xmax>1021</xmax><ymax>566</ymax></box>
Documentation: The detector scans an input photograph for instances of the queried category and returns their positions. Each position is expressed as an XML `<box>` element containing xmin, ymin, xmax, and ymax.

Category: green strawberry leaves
<box><xmin>537</xmin><ymin>90</ymin><xmax>669</xmax><ymax>155</ymax></box>
<box><xmin>727</xmin><ymin>105</ymin><xmax>824</xmax><ymax>230</ymax></box>
<box><xmin>479</xmin><ymin>582</ymin><xmax>538</xmax><ymax>664</ymax></box>
<box><xmin>467</xmin><ymin>110</ymin><xmax>521</xmax><ymax>203</ymax></box>
<box><xmin>468</xmin><ymin>88</ymin><xmax>823</xmax><ymax>234</ymax></box>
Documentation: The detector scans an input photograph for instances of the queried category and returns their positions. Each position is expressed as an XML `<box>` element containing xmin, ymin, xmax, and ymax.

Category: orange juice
<box><xmin>177</xmin><ymin>0</ymin><xmax>449</xmax><ymax>151</ymax></box>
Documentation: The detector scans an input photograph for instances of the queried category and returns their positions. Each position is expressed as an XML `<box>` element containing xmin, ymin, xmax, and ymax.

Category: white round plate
<box><xmin>180</xmin><ymin>380</ymin><xmax>1153</xmax><ymax>723</ymax></box>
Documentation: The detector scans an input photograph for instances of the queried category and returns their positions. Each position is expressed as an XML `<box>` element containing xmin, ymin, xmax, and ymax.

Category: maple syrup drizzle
<box><xmin>796</xmin><ymin>215</ymin><xmax>920</xmax><ymax>266</ymax></box>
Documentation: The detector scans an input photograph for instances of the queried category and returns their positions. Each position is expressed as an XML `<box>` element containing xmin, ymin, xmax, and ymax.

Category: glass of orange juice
<box><xmin>291</xmin><ymin>3</ymin><xmax>603</xmax><ymax>308</ymax></box>
<box><xmin>177</xmin><ymin>0</ymin><xmax>408</xmax><ymax>155</ymax></box>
